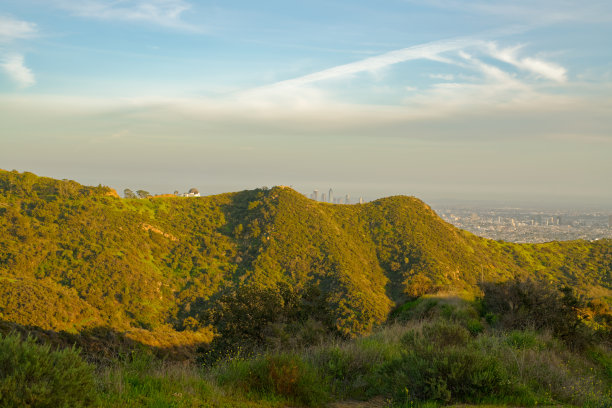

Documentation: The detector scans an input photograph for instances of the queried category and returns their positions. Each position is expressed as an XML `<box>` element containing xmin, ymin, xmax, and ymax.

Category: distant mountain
<box><xmin>0</xmin><ymin>169</ymin><xmax>610</xmax><ymax>351</ymax></box>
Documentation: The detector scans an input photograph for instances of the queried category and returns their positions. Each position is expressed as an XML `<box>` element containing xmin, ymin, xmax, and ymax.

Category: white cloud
<box><xmin>247</xmin><ymin>38</ymin><xmax>567</xmax><ymax>106</ymax></box>
<box><xmin>486</xmin><ymin>43</ymin><xmax>567</xmax><ymax>82</ymax></box>
<box><xmin>0</xmin><ymin>15</ymin><xmax>37</xmax><ymax>42</ymax></box>
<box><xmin>406</xmin><ymin>0</ymin><xmax>612</xmax><ymax>24</ymax></box>
<box><xmin>235</xmin><ymin>37</ymin><xmax>568</xmax><ymax>117</ymax></box>
<box><xmin>1</xmin><ymin>54</ymin><xmax>36</xmax><ymax>87</ymax></box>
<box><xmin>429</xmin><ymin>73</ymin><xmax>454</xmax><ymax>80</ymax></box>
<box><xmin>52</xmin><ymin>0</ymin><xmax>200</xmax><ymax>31</ymax></box>
<box><xmin>258</xmin><ymin>38</ymin><xmax>483</xmax><ymax>90</ymax></box>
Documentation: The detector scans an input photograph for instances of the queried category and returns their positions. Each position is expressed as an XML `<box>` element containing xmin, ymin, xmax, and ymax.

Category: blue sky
<box><xmin>1</xmin><ymin>1</ymin><xmax>611</xmax><ymax>207</ymax></box>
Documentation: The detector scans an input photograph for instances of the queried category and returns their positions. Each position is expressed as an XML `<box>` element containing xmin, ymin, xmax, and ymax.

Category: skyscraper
<box><xmin>328</xmin><ymin>188</ymin><xmax>333</xmax><ymax>203</ymax></box>
<box><xmin>321</xmin><ymin>193</ymin><xmax>326</xmax><ymax>202</ymax></box>
<box><xmin>345</xmin><ymin>194</ymin><xmax>350</xmax><ymax>204</ymax></box>
<box><xmin>313</xmin><ymin>190</ymin><xmax>318</xmax><ymax>201</ymax></box>
<box><xmin>359</xmin><ymin>197</ymin><xmax>364</xmax><ymax>204</ymax></box>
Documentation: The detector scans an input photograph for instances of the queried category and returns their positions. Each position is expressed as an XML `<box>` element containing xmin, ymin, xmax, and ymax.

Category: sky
<box><xmin>1</xmin><ymin>0</ymin><xmax>611</xmax><ymax>207</ymax></box>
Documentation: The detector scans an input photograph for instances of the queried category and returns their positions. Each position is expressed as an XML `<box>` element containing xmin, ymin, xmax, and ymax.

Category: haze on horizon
<box><xmin>1</xmin><ymin>1</ymin><xmax>611</xmax><ymax>208</ymax></box>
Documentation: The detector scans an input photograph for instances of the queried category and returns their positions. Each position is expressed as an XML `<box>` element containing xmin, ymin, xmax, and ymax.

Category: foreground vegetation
<box><xmin>2</xmin><ymin>280</ymin><xmax>610</xmax><ymax>407</ymax></box>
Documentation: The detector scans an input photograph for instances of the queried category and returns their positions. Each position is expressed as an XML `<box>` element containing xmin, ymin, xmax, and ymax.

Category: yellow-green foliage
<box><xmin>0</xmin><ymin>169</ymin><xmax>610</xmax><ymax>352</ymax></box>
<box><xmin>0</xmin><ymin>278</ymin><xmax>102</xmax><ymax>332</ymax></box>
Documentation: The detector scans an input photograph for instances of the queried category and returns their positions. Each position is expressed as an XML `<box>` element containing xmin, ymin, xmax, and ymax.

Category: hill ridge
<box><xmin>0</xmin><ymin>169</ymin><xmax>610</xmax><ymax>350</ymax></box>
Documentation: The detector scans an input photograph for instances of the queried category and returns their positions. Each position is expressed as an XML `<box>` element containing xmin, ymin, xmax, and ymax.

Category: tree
<box><xmin>404</xmin><ymin>273</ymin><xmax>436</xmax><ymax>298</ymax></box>
<box><xmin>123</xmin><ymin>188</ymin><xmax>136</xmax><ymax>199</ymax></box>
<box><xmin>136</xmin><ymin>190</ymin><xmax>151</xmax><ymax>199</ymax></box>
<box><xmin>480</xmin><ymin>278</ymin><xmax>595</xmax><ymax>348</ymax></box>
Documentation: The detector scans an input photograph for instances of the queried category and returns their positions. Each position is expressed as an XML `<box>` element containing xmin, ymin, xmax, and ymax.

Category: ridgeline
<box><xmin>0</xmin><ymin>169</ymin><xmax>610</xmax><ymax>356</ymax></box>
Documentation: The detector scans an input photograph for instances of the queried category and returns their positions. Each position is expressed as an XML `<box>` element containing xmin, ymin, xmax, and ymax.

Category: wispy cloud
<box><xmin>237</xmin><ymin>36</ymin><xmax>568</xmax><ymax>117</ymax></box>
<box><xmin>0</xmin><ymin>15</ymin><xmax>37</xmax><ymax>42</ymax></box>
<box><xmin>429</xmin><ymin>73</ymin><xmax>455</xmax><ymax>81</ymax></box>
<box><xmin>259</xmin><ymin>38</ymin><xmax>482</xmax><ymax>90</ymax></box>
<box><xmin>51</xmin><ymin>0</ymin><xmax>200</xmax><ymax>32</ymax></box>
<box><xmin>487</xmin><ymin>43</ymin><xmax>567</xmax><ymax>82</ymax></box>
<box><xmin>1</xmin><ymin>54</ymin><xmax>36</xmax><ymax>87</ymax></box>
<box><xmin>406</xmin><ymin>0</ymin><xmax>612</xmax><ymax>24</ymax></box>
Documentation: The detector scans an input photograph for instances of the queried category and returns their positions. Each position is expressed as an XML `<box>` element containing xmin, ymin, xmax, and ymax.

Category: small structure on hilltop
<box><xmin>176</xmin><ymin>187</ymin><xmax>200</xmax><ymax>197</ymax></box>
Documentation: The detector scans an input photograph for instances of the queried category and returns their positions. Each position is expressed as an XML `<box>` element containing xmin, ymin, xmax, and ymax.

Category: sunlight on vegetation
<box><xmin>0</xmin><ymin>170</ymin><xmax>610</xmax><ymax>407</ymax></box>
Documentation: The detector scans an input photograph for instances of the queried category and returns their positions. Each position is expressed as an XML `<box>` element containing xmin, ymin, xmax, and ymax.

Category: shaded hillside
<box><xmin>0</xmin><ymin>170</ymin><xmax>610</xmax><ymax>349</ymax></box>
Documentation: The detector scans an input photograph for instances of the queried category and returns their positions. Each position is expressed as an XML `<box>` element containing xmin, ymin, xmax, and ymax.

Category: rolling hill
<box><xmin>0</xmin><ymin>169</ymin><xmax>610</xmax><ymax>352</ymax></box>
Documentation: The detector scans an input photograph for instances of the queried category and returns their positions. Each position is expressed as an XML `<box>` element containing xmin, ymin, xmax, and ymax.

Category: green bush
<box><xmin>393</xmin><ymin>298</ymin><xmax>439</xmax><ymax>321</ymax></box>
<box><xmin>505</xmin><ymin>330</ymin><xmax>542</xmax><ymax>350</ymax></box>
<box><xmin>0</xmin><ymin>332</ymin><xmax>97</xmax><ymax>407</ymax></box>
<box><xmin>480</xmin><ymin>278</ymin><xmax>597</xmax><ymax>348</ymax></box>
<box><xmin>312</xmin><ymin>344</ymin><xmax>383</xmax><ymax>400</ymax></box>
<box><xmin>377</xmin><ymin>322</ymin><xmax>523</xmax><ymax>405</ymax></box>
<box><xmin>215</xmin><ymin>352</ymin><xmax>328</xmax><ymax>407</ymax></box>
<box><xmin>466</xmin><ymin>318</ymin><xmax>484</xmax><ymax>335</ymax></box>
<box><xmin>587</xmin><ymin>347</ymin><xmax>612</xmax><ymax>380</ymax></box>
<box><xmin>419</xmin><ymin>319</ymin><xmax>470</xmax><ymax>348</ymax></box>
<box><xmin>379</xmin><ymin>345</ymin><xmax>511</xmax><ymax>404</ymax></box>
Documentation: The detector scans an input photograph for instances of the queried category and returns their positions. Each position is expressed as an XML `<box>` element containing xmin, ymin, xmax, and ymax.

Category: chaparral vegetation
<box><xmin>1</xmin><ymin>169</ymin><xmax>610</xmax><ymax>407</ymax></box>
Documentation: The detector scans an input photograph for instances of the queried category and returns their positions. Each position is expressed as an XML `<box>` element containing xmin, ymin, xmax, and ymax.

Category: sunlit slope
<box><xmin>362</xmin><ymin>195</ymin><xmax>611</xmax><ymax>296</ymax></box>
<box><xmin>0</xmin><ymin>170</ymin><xmax>609</xmax><ymax>342</ymax></box>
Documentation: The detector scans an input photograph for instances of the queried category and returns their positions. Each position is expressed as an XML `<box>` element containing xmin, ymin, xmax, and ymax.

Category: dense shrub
<box><xmin>480</xmin><ymin>278</ymin><xmax>597</xmax><ymax>348</ymax></box>
<box><xmin>312</xmin><ymin>345</ymin><xmax>382</xmax><ymax>400</ymax></box>
<box><xmin>403</xmin><ymin>274</ymin><xmax>438</xmax><ymax>298</ymax></box>
<box><xmin>376</xmin><ymin>321</ymin><xmax>523</xmax><ymax>405</ymax></box>
<box><xmin>0</xmin><ymin>332</ymin><xmax>97</xmax><ymax>407</ymax></box>
<box><xmin>201</xmin><ymin>282</ymin><xmax>332</xmax><ymax>364</ymax></box>
<box><xmin>215</xmin><ymin>352</ymin><xmax>328</xmax><ymax>407</ymax></box>
<box><xmin>505</xmin><ymin>330</ymin><xmax>543</xmax><ymax>350</ymax></box>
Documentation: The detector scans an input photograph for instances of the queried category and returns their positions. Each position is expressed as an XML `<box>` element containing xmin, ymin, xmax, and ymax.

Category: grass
<box><xmin>96</xmin><ymin>351</ymin><xmax>285</xmax><ymax>408</ymax></box>
<box><xmin>2</xmin><ymin>295</ymin><xmax>610</xmax><ymax>408</ymax></box>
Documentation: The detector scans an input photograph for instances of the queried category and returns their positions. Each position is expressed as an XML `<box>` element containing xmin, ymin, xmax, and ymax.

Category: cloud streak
<box><xmin>261</xmin><ymin>38</ymin><xmax>483</xmax><ymax>90</ymax></box>
<box><xmin>0</xmin><ymin>15</ymin><xmax>37</xmax><ymax>42</ymax></box>
<box><xmin>237</xmin><ymin>36</ymin><xmax>569</xmax><ymax>118</ymax></box>
<box><xmin>1</xmin><ymin>54</ymin><xmax>35</xmax><ymax>87</ymax></box>
<box><xmin>487</xmin><ymin>43</ymin><xmax>567</xmax><ymax>82</ymax></box>
<box><xmin>51</xmin><ymin>0</ymin><xmax>200</xmax><ymax>32</ymax></box>
<box><xmin>406</xmin><ymin>0</ymin><xmax>612</xmax><ymax>24</ymax></box>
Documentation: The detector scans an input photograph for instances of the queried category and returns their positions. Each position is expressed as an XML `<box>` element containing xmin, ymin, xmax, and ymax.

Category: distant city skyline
<box><xmin>437</xmin><ymin>206</ymin><xmax>612</xmax><ymax>243</ymax></box>
<box><xmin>1</xmin><ymin>1</ymin><xmax>611</xmax><ymax>207</ymax></box>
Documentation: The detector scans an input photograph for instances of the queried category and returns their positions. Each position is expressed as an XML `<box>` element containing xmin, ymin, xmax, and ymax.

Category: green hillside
<box><xmin>0</xmin><ymin>169</ymin><xmax>610</xmax><ymax>353</ymax></box>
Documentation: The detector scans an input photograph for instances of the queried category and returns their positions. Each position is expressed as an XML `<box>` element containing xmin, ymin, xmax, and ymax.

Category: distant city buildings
<box><xmin>307</xmin><ymin>187</ymin><xmax>363</xmax><ymax>205</ymax></box>
<box><xmin>436</xmin><ymin>206</ymin><xmax>612</xmax><ymax>243</ymax></box>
